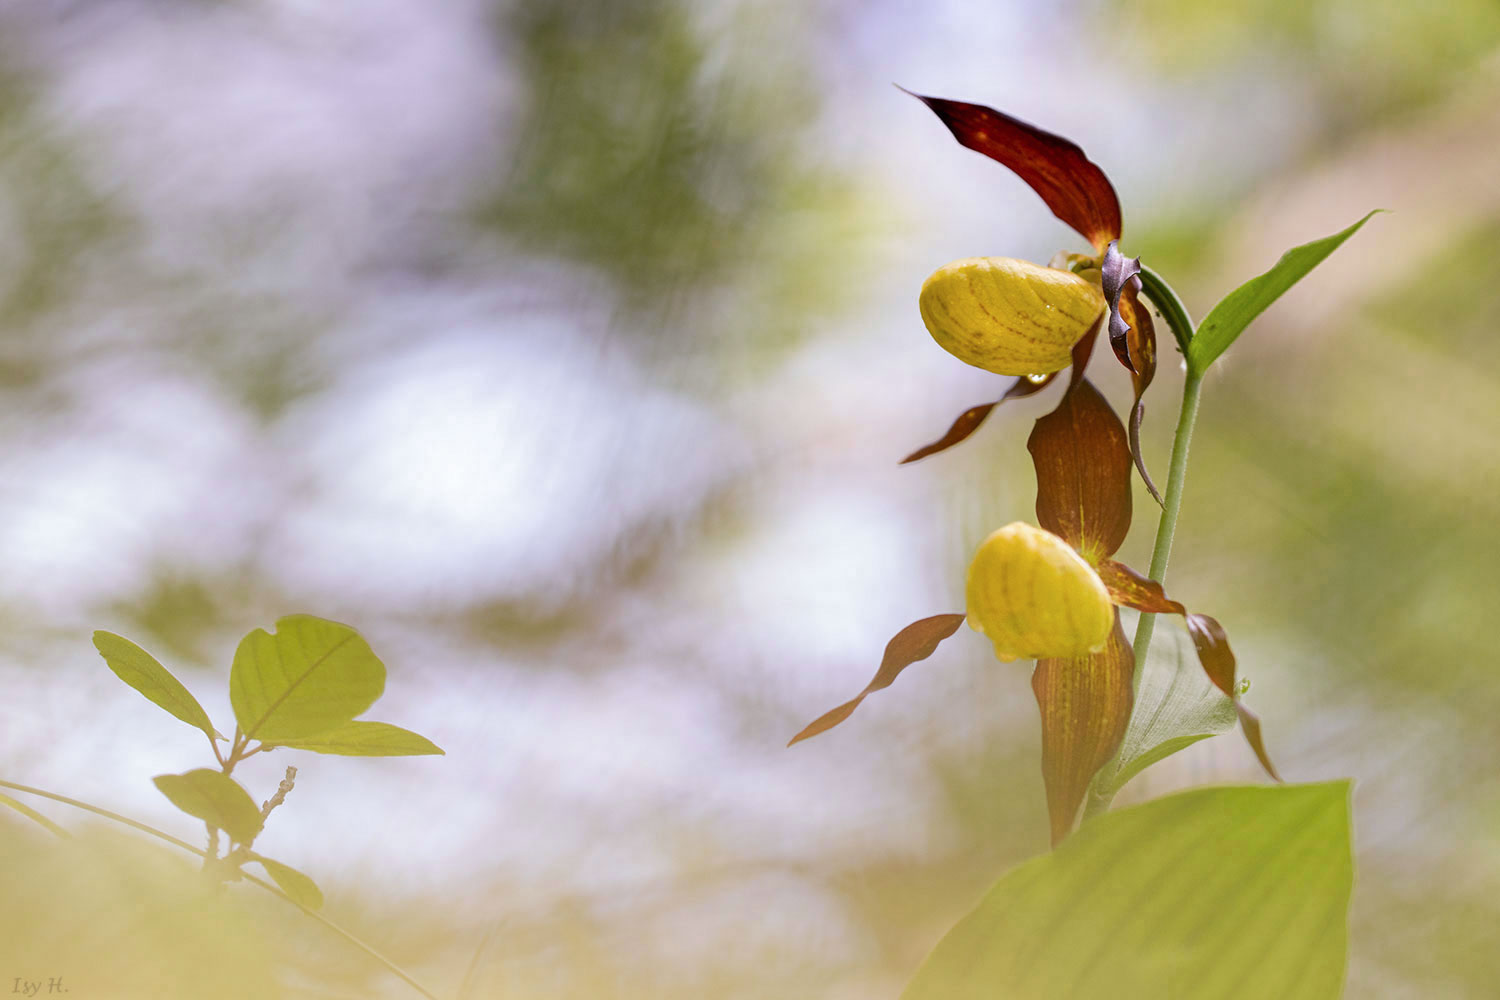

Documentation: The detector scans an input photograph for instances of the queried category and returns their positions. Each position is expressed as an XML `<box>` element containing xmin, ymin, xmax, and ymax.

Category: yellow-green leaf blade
<box><xmin>1187</xmin><ymin>211</ymin><xmax>1380</xmax><ymax>374</ymax></box>
<box><xmin>229</xmin><ymin>615</ymin><xmax>385</xmax><ymax>743</ymax></box>
<box><xmin>272</xmin><ymin>720</ymin><xmax>444</xmax><ymax>757</ymax></box>
<box><xmin>93</xmin><ymin>630</ymin><xmax>221</xmax><ymax>741</ymax></box>
<box><xmin>903</xmin><ymin>782</ymin><xmax>1352</xmax><ymax>1000</ymax></box>
<box><xmin>251</xmin><ymin>855</ymin><xmax>324</xmax><ymax>910</ymax></box>
<box><xmin>153</xmin><ymin>769</ymin><xmax>264</xmax><ymax>846</ymax></box>
<box><xmin>1093</xmin><ymin>619</ymin><xmax>1237</xmax><ymax>796</ymax></box>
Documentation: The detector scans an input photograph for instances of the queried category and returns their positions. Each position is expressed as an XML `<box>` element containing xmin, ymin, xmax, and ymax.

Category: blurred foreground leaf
<box><xmin>904</xmin><ymin>782</ymin><xmax>1352</xmax><ymax>1000</ymax></box>
<box><xmin>273</xmin><ymin>720</ymin><xmax>444</xmax><ymax>757</ymax></box>
<box><xmin>1093</xmin><ymin>620</ymin><xmax>1236</xmax><ymax>796</ymax></box>
<box><xmin>153</xmin><ymin>769</ymin><xmax>263</xmax><ymax>846</ymax></box>
<box><xmin>230</xmin><ymin>616</ymin><xmax>385</xmax><ymax>743</ymax></box>
<box><xmin>94</xmin><ymin>630</ymin><xmax>222</xmax><ymax>741</ymax></box>
<box><xmin>1188</xmin><ymin>211</ymin><xmax>1379</xmax><ymax>374</ymax></box>
<box><xmin>252</xmin><ymin>855</ymin><xmax>324</xmax><ymax>910</ymax></box>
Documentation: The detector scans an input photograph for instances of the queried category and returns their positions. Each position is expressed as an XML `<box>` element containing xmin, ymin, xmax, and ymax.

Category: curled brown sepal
<box><xmin>1100</xmin><ymin>241</ymin><xmax>1142</xmax><ymax>375</ymax></box>
<box><xmin>1118</xmin><ymin>281</ymin><xmax>1162</xmax><ymax>504</ymax></box>
<box><xmin>1027</xmin><ymin>378</ymin><xmax>1132</xmax><ymax>564</ymax></box>
<box><xmin>1032</xmin><ymin>612</ymin><xmax>1133</xmax><ymax>845</ymax></box>
<box><xmin>1184</xmin><ymin>613</ymin><xmax>1279</xmax><ymax>782</ymax></box>
<box><xmin>788</xmin><ymin>614</ymin><xmax>965</xmax><ymax>746</ymax></box>
<box><xmin>901</xmin><ymin>88</ymin><xmax>1122</xmax><ymax>251</ymax></box>
<box><xmin>900</xmin><ymin>373</ymin><xmax>1058</xmax><ymax>464</ymax></box>
<box><xmin>1098</xmin><ymin>563</ymin><xmax>1280</xmax><ymax>782</ymax></box>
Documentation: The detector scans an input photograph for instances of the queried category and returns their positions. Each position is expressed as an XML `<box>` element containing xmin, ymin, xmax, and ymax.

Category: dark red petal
<box><xmin>789</xmin><ymin>614</ymin><xmax>965</xmax><ymax>746</ymax></box>
<box><xmin>900</xmin><ymin>374</ymin><xmax>1058</xmax><ymax>465</ymax></box>
<box><xmin>1097</xmin><ymin>560</ymin><xmax>1183</xmax><ymax>614</ymax></box>
<box><xmin>1028</xmin><ymin>378</ymin><xmax>1133</xmax><ymax>563</ymax></box>
<box><xmin>1236</xmin><ymin>702</ymin><xmax>1281</xmax><ymax>782</ymax></box>
<box><xmin>1185</xmin><ymin>613</ymin><xmax>1237</xmax><ymax>699</ymax></box>
<box><xmin>903</xmin><ymin>89</ymin><xmax>1122</xmax><ymax>250</ymax></box>
<box><xmin>1033</xmin><ymin>613</ymin><xmax>1133</xmax><ymax>845</ymax></box>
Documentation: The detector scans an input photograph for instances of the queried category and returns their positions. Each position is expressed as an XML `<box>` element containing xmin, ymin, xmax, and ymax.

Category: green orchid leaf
<box><xmin>250</xmin><ymin>855</ymin><xmax>324</xmax><ymax>910</ymax></box>
<box><xmin>272</xmin><ymin>720</ymin><xmax>444</xmax><ymax>757</ymax></box>
<box><xmin>1187</xmin><ymin>210</ymin><xmax>1380</xmax><ymax>374</ymax></box>
<box><xmin>153</xmin><ymin>769</ymin><xmax>264</xmax><ymax>846</ymax></box>
<box><xmin>93</xmin><ymin>631</ymin><xmax>222</xmax><ymax>741</ymax></box>
<box><xmin>1093</xmin><ymin>620</ymin><xmax>1236</xmax><ymax>797</ymax></box>
<box><xmin>904</xmin><ymin>781</ymin><xmax>1353</xmax><ymax>1000</ymax></box>
<box><xmin>229</xmin><ymin>615</ymin><xmax>386</xmax><ymax>744</ymax></box>
<box><xmin>0</xmin><ymin>792</ymin><xmax>69</xmax><ymax>838</ymax></box>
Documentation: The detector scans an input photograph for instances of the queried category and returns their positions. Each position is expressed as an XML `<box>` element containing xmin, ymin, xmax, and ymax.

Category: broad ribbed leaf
<box><xmin>1187</xmin><ymin>211</ymin><xmax>1380</xmax><ymax>374</ymax></box>
<box><xmin>905</xmin><ymin>90</ymin><xmax>1122</xmax><ymax>250</ymax></box>
<box><xmin>903</xmin><ymin>782</ymin><xmax>1352</xmax><ymax>1000</ymax></box>
<box><xmin>230</xmin><ymin>615</ymin><xmax>385</xmax><ymax>743</ymax></box>
<box><xmin>1032</xmin><ymin>615</ymin><xmax>1133</xmax><ymax>845</ymax></box>
<box><xmin>790</xmin><ymin>614</ymin><xmax>965</xmax><ymax>745</ymax></box>
<box><xmin>1093</xmin><ymin>620</ymin><xmax>1235</xmax><ymax>796</ymax></box>
<box><xmin>274</xmin><ymin>721</ymin><xmax>444</xmax><ymax>757</ymax></box>
<box><xmin>252</xmin><ymin>855</ymin><xmax>324</xmax><ymax>910</ymax></box>
<box><xmin>93</xmin><ymin>631</ymin><xmax>221</xmax><ymax>741</ymax></box>
<box><xmin>901</xmin><ymin>373</ymin><xmax>1056</xmax><ymax>464</ymax></box>
<box><xmin>1028</xmin><ymin>379</ymin><xmax>1132</xmax><ymax>563</ymax></box>
<box><xmin>153</xmin><ymin>769</ymin><xmax>263</xmax><ymax>845</ymax></box>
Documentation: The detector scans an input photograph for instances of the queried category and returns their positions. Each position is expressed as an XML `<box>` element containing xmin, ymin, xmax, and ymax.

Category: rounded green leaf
<box><xmin>904</xmin><ymin>782</ymin><xmax>1353</xmax><ymax>1000</ymax></box>
<box><xmin>153</xmin><ymin>769</ymin><xmax>264</xmax><ymax>846</ymax></box>
<box><xmin>272</xmin><ymin>720</ymin><xmax>444</xmax><ymax>757</ymax></box>
<box><xmin>251</xmin><ymin>855</ymin><xmax>324</xmax><ymax>910</ymax></box>
<box><xmin>93</xmin><ymin>630</ymin><xmax>221</xmax><ymax>740</ymax></box>
<box><xmin>229</xmin><ymin>615</ymin><xmax>385</xmax><ymax>743</ymax></box>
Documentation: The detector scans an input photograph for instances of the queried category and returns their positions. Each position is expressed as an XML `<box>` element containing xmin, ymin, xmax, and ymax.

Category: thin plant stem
<box><xmin>0</xmin><ymin>777</ymin><xmax>442</xmax><ymax>1000</ymax></box>
<box><xmin>1081</xmin><ymin>364</ymin><xmax>1204</xmax><ymax>820</ymax></box>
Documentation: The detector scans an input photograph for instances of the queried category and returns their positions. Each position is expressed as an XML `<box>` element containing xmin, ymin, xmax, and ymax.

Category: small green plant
<box><xmin>1</xmin><ymin>614</ymin><xmax>444</xmax><ymax>998</ymax></box>
<box><xmin>791</xmin><ymin>90</ymin><xmax>1375</xmax><ymax>997</ymax></box>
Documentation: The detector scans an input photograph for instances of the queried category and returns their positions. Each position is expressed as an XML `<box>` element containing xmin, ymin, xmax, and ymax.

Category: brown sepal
<box><xmin>789</xmin><ymin>614</ymin><xmax>965</xmax><ymax>746</ymax></box>
<box><xmin>1097</xmin><ymin>560</ymin><xmax>1183</xmax><ymax>614</ymax></box>
<box><xmin>903</xmin><ymin>89</ymin><xmax>1122</xmax><ymax>251</ymax></box>
<box><xmin>900</xmin><ymin>373</ymin><xmax>1057</xmax><ymax>465</ymax></box>
<box><xmin>1027</xmin><ymin>378</ymin><xmax>1132</xmax><ymax>563</ymax></box>
<box><xmin>1032</xmin><ymin>613</ymin><xmax>1133</xmax><ymax>845</ymax></box>
<box><xmin>1184</xmin><ymin>613</ymin><xmax>1236</xmax><ymax>698</ymax></box>
<box><xmin>1118</xmin><ymin>281</ymin><xmax>1163</xmax><ymax>504</ymax></box>
<box><xmin>1236</xmin><ymin>702</ymin><xmax>1281</xmax><ymax>782</ymax></box>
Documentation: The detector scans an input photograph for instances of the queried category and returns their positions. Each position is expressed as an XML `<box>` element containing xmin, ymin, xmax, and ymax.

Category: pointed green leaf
<box><xmin>229</xmin><ymin>615</ymin><xmax>385</xmax><ymax>743</ymax></box>
<box><xmin>1093</xmin><ymin>620</ymin><xmax>1236</xmax><ymax>796</ymax></box>
<box><xmin>153</xmin><ymin>769</ymin><xmax>264</xmax><ymax>846</ymax></box>
<box><xmin>93</xmin><ymin>630</ymin><xmax>222</xmax><ymax>741</ymax></box>
<box><xmin>272</xmin><ymin>720</ymin><xmax>444</xmax><ymax>757</ymax></box>
<box><xmin>251</xmin><ymin>855</ymin><xmax>324</xmax><ymax>910</ymax></box>
<box><xmin>903</xmin><ymin>782</ymin><xmax>1352</xmax><ymax>1000</ymax></box>
<box><xmin>0</xmin><ymin>792</ymin><xmax>69</xmax><ymax>838</ymax></box>
<box><xmin>1187</xmin><ymin>211</ymin><xmax>1380</xmax><ymax>374</ymax></box>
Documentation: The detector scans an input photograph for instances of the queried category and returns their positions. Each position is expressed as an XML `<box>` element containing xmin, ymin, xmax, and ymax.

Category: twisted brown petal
<box><xmin>789</xmin><ymin>614</ymin><xmax>965</xmax><ymax>745</ymax></box>
<box><xmin>900</xmin><ymin>373</ymin><xmax>1058</xmax><ymax>464</ymax></box>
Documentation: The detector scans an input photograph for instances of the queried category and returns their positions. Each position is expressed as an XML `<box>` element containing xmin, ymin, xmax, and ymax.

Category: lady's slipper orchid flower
<box><xmin>792</xmin><ymin>365</ymin><xmax>1278</xmax><ymax>845</ymax></box>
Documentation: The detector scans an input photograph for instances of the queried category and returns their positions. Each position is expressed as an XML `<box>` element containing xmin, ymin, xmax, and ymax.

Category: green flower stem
<box><xmin>1082</xmin><ymin>277</ymin><xmax>1204</xmax><ymax>822</ymax></box>
<box><xmin>0</xmin><ymin>777</ymin><xmax>442</xmax><ymax>1000</ymax></box>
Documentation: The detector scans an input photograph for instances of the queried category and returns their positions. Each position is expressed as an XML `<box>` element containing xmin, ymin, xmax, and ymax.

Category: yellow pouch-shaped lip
<box><xmin>966</xmin><ymin>522</ymin><xmax>1114</xmax><ymax>662</ymax></box>
<box><xmin>920</xmin><ymin>257</ymin><xmax>1105</xmax><ymax>376</ymax></box>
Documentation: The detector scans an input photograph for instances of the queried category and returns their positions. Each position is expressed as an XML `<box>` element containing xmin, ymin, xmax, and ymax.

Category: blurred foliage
<box><xmin>482</xmin><ymin>0</ymin><xmax>879</xmax><ymax>378</ymax></box>
<box><xmin>1113</xmin><ymin>0</ymin><xmax>1500</xmax><ymax>130</ymax></box>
